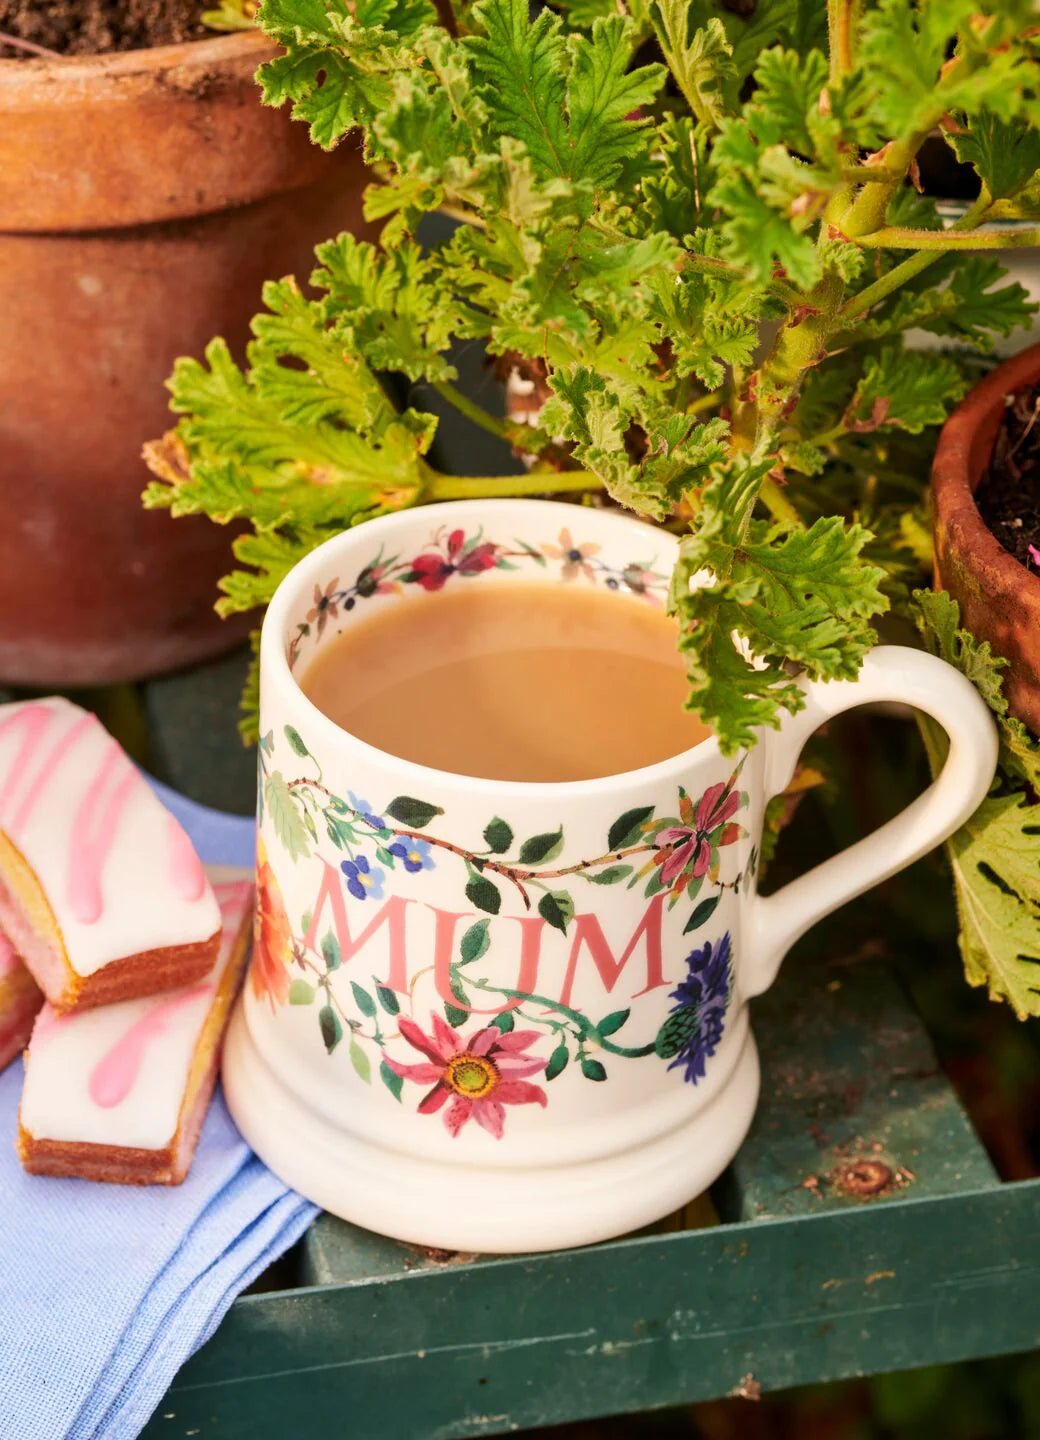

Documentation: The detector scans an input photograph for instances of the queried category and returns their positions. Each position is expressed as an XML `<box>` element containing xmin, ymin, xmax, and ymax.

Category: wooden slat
<box><xmin>145</xmin><ymin>1179</ymin><xmax>1039</xmax><ymax>1440</ymax></box>
<box><xmin>715</xmin><ymin>952</ymin><xmax>997</xmax><ymax>1221</ymax></box>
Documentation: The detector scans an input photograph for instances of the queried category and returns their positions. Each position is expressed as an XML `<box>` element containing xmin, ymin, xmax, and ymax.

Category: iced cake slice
<box><xmin>0</xmin><ymin>697</ymin><xmax>221</xmax><ymax>1011</ymax></box>
<box><xmin>18</xmin><ymin>870</ymin><xmax>253</xmax><ymax>1185</ymax></box>
<box><xmin>0</xmin><ymin>931</ymin><xmax>43</xmax><ymax>1072</ymax></box>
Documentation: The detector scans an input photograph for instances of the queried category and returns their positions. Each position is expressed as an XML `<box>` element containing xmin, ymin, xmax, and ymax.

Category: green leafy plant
<box><xmin>144</xmin><ymin>0</ymin><xmax>1040</xmax><ymax>1009</ymax></box>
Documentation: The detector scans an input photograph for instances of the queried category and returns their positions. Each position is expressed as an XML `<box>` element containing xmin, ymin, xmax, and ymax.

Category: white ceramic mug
<box><xmin>223</xmin><ymin>499</ymin><xmax>997</xmax><ymax>1252</ymax></box>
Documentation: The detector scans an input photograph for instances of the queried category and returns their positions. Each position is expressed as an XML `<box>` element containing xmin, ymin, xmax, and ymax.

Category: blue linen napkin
<box><xmin>0</xmin><ymin>786</ymin><xmax>319</xmax><ymax>1440</ymax></box>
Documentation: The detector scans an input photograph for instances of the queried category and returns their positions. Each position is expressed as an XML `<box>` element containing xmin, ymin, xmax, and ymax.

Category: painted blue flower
<box><xmin>387</xmin><ymin>836</ymin><xmax>436</xmax><ymax>873</ymax></box>
<box><xmin>348</xmin><ymin>791</ymin><xmax>386</xmax><ymax>830</ymax></box>
<box><xmin>340</xmin><ymin>854</ymin><xmax>386</xmax><ymax>902</ymax></box>
<box><xmin>655</xmin><ymin>933</ymin><xmax>732</xmax><ymax>1084</ymax></box>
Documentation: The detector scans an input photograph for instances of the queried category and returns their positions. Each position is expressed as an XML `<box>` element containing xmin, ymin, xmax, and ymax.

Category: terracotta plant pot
<box><xmin>0</xmin><ymin>32</ymin><xmax>370</xmax><ymax>685</ymax></box>
<box><xmin>931</xmin><ymin>342</ymin><xmax>1040</xmax><ymax>733</ymax></box>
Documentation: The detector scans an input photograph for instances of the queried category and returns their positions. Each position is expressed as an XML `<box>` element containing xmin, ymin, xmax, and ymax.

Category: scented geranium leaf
<box><xmin>913</xmin><ymin>589</ymin><xmax>1040</xmax><ymax>794</ymax></box>
<box><xmin>742</xmin><ymin>45</ymin><xmax>830</xmax><ymax>159</ymax></box>
<box><xmin>708</xmin><ymin>166</ymin><xmax>820</xmax><ymax>288</ymax></box>
<box><xmin>563</xmin><ymin>19</ymin><xmax>664</xmax><ymax>189</ymax></box>
<box><xmin>844</xmin><ymin>257</ymin><xmax>1035</xmax><ymax>351</ymax></box>
<box><xmin>846</xmin><ymin>347</ymin><xmax>968</xmax><ymax>435</ymax></box>
<box><xmin>260</xmin><ymin>46</ymin><xmax>392</xmax><ymax>149</ymax></box>
<box><xmin>950</xmin><ymin>113</ymin><xmax>1040</xmax><ymax>204</ymax></box>
<box><xmin>466</xmin><ymin>0</ymin><xmax>570</xmax><ymax>179</ymax></box>
<box><xmin>543</xmin><ymin>368</ymin><xmax>728</xmax><ymax>519</ymax></box>
<box><xmin>674</xmin><ymin>462</ymin><xmax>887</xmax><ymax>750</ymax></box>
<box><xmin>648</xmin><ymin>5</ymin><xmax>735</xmax><ymax>128</ymax></box>
<box><xmin>929</xmin><ymin>774</ymin><xmax>1040</xmax><ymax>1019</ymax></box>
<box><xmin>642</xmin><ymin>116</ymin><xmax>716</xmax><ymax>240</ymax></box>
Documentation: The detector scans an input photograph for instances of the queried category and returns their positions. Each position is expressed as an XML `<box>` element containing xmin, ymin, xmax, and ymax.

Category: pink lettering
<box><xmin>433</xmin><ymin>911</ymin><xmax>547</xmax><ymax>1017</ymax></box>
<box><xmin>558</xmin><ymin>896</ymin><xmax>668</xmax><ymax>1008</ymax></box>
<box><xmin>304</xmin><ymin>862</ymin><xmax>414</xmax><ymax>990</ymax></box>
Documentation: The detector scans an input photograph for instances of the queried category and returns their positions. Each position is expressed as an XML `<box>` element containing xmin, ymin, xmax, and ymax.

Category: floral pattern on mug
<box><xmin>285</xmin><ymin>524</ymin><xmax>671</xmax><ymax>671</ymax></box>
<box><xmin>654</xmin><ymin>934</ymin><xmax>733</xmax><ymax>1083</ymax></box>
<box><xmin>384</xmin><ymin>1015</ymin><xmax>548</xmax><ymax>1138</ymax></box>
<box><xmin>251</xmin><ymin>838</ymin><xmax>293</xmax><ymax>1010</ymax></box>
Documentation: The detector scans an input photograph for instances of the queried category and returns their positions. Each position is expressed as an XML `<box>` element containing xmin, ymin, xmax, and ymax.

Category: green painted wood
<box><xmin>716</xmin><ymin>952</ymin><xmax>997</xmax><ymax>1222</ymax></box>
<box><xmin>142</xmin><ymin>646</ymin><xmax>256</xmax><ymax>816</ymax></box>
<box><xmin>144</xmin><ymin>1179</ymin><xmax>1040</xmax><ymax>1440</ymax></box>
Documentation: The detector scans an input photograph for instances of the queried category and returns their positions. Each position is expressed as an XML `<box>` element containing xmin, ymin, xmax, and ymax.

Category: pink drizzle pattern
<box><xmin>87</xmin><ymin>984</ymin><xmax>211</xmax><ymax>1109</ymax></box>
<box><xmin>166</xmin><ymin>816</ymin><xmax>208</xmax><ymax>902</ymax></box>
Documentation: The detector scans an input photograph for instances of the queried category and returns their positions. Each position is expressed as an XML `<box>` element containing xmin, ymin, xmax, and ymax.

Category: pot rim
<box><xmin>0</xmin><ymin>27</ymin><xmax>271</xmax><ymax>94</ymax></box>
<box><xmin>931</xmin><ymin>340</ymin><xmax>1040</xmax><ymax>593</ymax></box>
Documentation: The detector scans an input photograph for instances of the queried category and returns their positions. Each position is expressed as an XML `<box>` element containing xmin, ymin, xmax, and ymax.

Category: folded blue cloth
<box><xmin>0</xmin><ymin>786</ymin><xmax>318</xmax><ymax>1440</ymax></box>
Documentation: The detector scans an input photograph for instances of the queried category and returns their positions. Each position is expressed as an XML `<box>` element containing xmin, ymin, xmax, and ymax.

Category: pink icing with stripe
<box><xmin>10</xmin><ymin>710</ymin><xmax>98</xmax><ymax>834</ymax></box>
<box><xmin>67</xmin><ymin>748</ymin><xmax>142</xmax><ymax>924</ymax></box>
<box><xmin>87</xmin><ymin>983</ymin><xmax>212</xmax><ymax>1108</ymax></box>
<box><xmin>166</xmin><ymin>815</ymin><xmax>208</xmax><ymax>902</ymax></box>
<box><xmin>0</xmin><ymin>703</ymin><xmax>59</xmax><ymax>821</ymax></box>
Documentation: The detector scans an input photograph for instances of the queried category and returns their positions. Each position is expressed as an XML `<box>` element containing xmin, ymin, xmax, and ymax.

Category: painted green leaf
<box><xmin>580</xmin><ymin>1055</ymin><xmax>607</xmax><ymax>1081</ymax></box>
<box><xmin>684</xmin><ymin>893</ymin><xmax>721</xmax><ymax>934</ymax></box>
<box><xmin>491</xmin><ymin>1009</ymin><xmax>515</xmax><ymax>1033</ymax></box>
<box><xmin>538</xmin><ymin>889</ymin><xmax>575</xmax><ymax>934</ymax></box>
<box><xmin>319</xmin><ymin>1004</ymin><xmax>343</xmax><ymax>1054</ymax></box>
<box><xmin>351</xmin><ymin>981</ymin><xmax>378</xmax><ymax>1017</ymax></box>
<box><xmin>587</xmin><ymin>864</ymin><xmax>633</xmax><ymax>885</ymax></box>
<box><xmin>518</xmin><ymin>827</ymin><xmax>564</xmax><ymax>864</ymax></box>
<box><xmin>608</xmin><ymin>806</ymin><xmax>654</xmax><ymax>851</ymax></box>
<box><xmin>284</xmin><ymin>724</ymin><xmax>309</xmax><ymax>756</ymax></box>
<box><xmin>376</xmin><ymin>846</ymin><xmax>395</xmax><ymax>866</ymax></box>
<box><xmin>265</xmin><ymin>771</ymin><xmax>312</xmax><ymax>861</ymax></box>
<box><xmin>655</xmin><ymin>1006</ymin><xmax>697</xmax><ymax>1060</ymax></box>
<box><xmin>545</xmin><ymin>1042</ymin><xmax>569</xmax><ymax>1080</ymax></box>
<box><xmin>349</xmin><ymin>1036</ymin><xmax>372</xmax><ymax>1083</ymax></box>
<box><xmin>597</xmin><ymin>1008</ymin><xmax>630</xmax><ymax>1036</ymax></box>
<box><xmin>321</xmin><ymin>930</ymin><xmax>342</xmax><ymax>971</ymax></box>
<box><xmin>459</xmin><ymin>918</ymin><xmax>492</xmax><ymax>965</ymax></box>
<box><xmin>380</xmin><ymin>1057</ymin><xmax>404</xmax><ymax>1101</ymax></box>
<box><xmin>386</xmin><ymin>795</ymin><xmax>443</xmax><ymax>827</ymax></box>
<box><xmin>466</xmin><ymin>875</ymin><xmax>502</xmax><ymax>914</ymax></box>
<box><xmin>483</xmin><ymin>817</ymin><xmax>514</xmax><ymax>853</ymax></box>
<box><xmin>444</xmin><ymin>1002</ymin><xmax>470</xmax><ymax>1028</ymax></box>
<box><xmin>375</xmin><ymin>982</ymin><xmax>401</xmax><ymax>1016</ymax></box>
<box><xmin>288</xmin><ymin>978</ymin><xmax>316</xmax><ymax>1005</ymax></box>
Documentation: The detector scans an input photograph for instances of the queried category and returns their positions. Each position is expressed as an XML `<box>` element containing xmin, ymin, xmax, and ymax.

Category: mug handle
<box><xmin>743</xmin><ymin>645</ymin><xmax>998</xmax><ymax>999</ymax></box>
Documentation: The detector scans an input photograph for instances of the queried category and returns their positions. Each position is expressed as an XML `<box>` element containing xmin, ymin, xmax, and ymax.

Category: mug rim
<box><xmin>261</xmin><ymin>497</ymin><xmax>730</xmax><ymax>798</ymax></box>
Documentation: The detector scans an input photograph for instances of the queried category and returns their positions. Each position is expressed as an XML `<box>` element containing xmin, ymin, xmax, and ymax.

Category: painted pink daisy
<box><xmin>384</xmin><ymin>1014</ymin><xmax>548</xmax><ymax>1138</ymax></box>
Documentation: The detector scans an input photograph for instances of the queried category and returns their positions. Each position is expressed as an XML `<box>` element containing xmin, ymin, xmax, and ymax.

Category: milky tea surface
<box><xmin>300</xmin><ymin>582</ymin><xmax>712</xmax><ymax>783</ymax></box>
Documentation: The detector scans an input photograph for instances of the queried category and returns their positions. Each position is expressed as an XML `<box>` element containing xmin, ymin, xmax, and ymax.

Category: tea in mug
<box><xmin>299</xmin><ymin>581</ymin><xmax>711</xmax><ymax>782</ymax></box>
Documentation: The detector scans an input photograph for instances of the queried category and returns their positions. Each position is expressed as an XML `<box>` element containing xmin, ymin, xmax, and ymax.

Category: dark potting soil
<box><xmin>0</xmin><ymin>0</ymin><xmax>208</xmax><ymax>58</ymax></box>
<box><xmin>975</xmin><ymin>381</ymin><xmax>1040</xmax><ymax>568</ymax></box>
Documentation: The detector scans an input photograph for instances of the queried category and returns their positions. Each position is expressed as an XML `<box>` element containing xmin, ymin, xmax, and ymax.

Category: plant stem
<box><xmin>838</xmin><ymin>193</ymin><xmax>991</xmax><ymax>322</ymax></box>
<box><xmin>0</xmin><ymin>29</ymin><xmax>65</xmax><ymax>57</ymax></box>
<box><xmin>857</xmin><ymin>224</ymin><xmax>1040</xmax><ymax>251</ymax></box>
<box><xmin>759</xmin><ymin>477</ymin><xmax>803</xmax><ymax>530</ymax></box>
<box><xmin>424</xmin><ymin>469</ymin><xmax>603</xmax><ymax>500</ymax></box>
<box><xmin>827</xmin><ymin>0</ymin><xmax>863</xmax><ymax>82</ymax></box>
<box><xmin>430</xmin><ymin>381</ymin><xmax>512</xmax><ymax>441</ymax></box>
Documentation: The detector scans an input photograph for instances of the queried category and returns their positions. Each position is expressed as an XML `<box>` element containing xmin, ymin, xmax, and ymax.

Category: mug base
<box><xmin>222</xmin><ymin>999</ymin><xmax>761</xmax><ymax>1254</ymax></box>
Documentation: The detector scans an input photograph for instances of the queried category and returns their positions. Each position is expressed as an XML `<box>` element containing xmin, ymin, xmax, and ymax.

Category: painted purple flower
<box><xmin>655</xmin><ymin>933</ymin><xmax>732</xmax><ymax>1084</ymax></box>
<box><xmin>384</xmin><ymin>1014</ymin><xmax>548</xmax><ymax>1138</ymax></box>
<box><xmin>348</xmin><ymin>791</ymin><xmax>386</xmax><ymax>830</ymax></box>
<box><xmin>388</xmin><ymin>836</ymin><xmax>435</xmax><ymax>873</ymax></box>
<box><xmin>340</xmin><ymin>854</ymin><xmax>385</xmax><ymax>902</ymax></box>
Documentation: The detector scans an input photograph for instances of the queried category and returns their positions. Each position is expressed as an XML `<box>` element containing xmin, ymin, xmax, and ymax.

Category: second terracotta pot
<box><xmin>0</xmin><ymin>31</ymin><xmax>371</xmax><ymax>686</ymax></box>
<box><xmin>931</xmin><ymin>342</ymin><xmax>1040</xmax><ymax>733</ymax></box>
